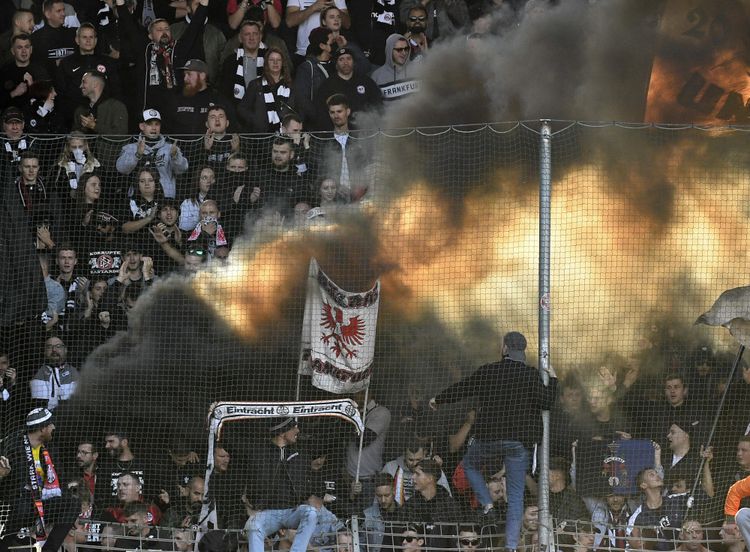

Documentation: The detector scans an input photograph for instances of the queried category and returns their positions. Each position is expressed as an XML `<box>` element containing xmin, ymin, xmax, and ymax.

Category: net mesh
<box><xmin>0</xmin><ymin>122</ymin><xmax>749</xmax><ymax>552</ymax></box>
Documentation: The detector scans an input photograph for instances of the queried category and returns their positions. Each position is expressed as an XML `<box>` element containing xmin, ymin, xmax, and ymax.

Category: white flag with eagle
<box><xmin>298</xmin><ymin>258</ymin><xmax>380</xmax><ymax>393</ymax></box>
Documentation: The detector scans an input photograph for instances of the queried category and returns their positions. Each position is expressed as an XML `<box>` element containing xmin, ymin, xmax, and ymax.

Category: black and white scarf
<box><xmin>233</xmin><ymin>43</ymin><xmax>266</xmax><ymax>100</ymax></box>
<box><xmin>98</xmin><ymin>0</ymin><xmax>113</xmax><ymax>27</ymax></box>
<box><xmin>129</xmin><ymin>198</ymin><xmax>158</xmax><ymax>219</ymax></box>
<box><xmin>262</xmin><ymin>78</ymin><xmax>290</xmax><ymax>129</ymax></box>
<box><xmin>148</xmin><ymin>43</ymin><xmax>175</xmax><ymax>88</ymax></box>
<box><xmin>4</xmin><ymin>138</ymin><xmax>30</xmax><ymax>163</ymax></box>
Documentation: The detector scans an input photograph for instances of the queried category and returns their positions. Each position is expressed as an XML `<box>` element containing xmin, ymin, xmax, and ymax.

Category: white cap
<box><xmin>142</xmin><ymin>109</ymin><xmax>161</xmax><ymax>122</ymax></box>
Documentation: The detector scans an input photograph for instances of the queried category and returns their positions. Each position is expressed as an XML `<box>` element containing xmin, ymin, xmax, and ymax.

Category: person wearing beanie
<box><xmin>0</xmin><ymin>408</ymin><xmax>79</xmax><ymax>552</ymax></box>
<box><xmin>242</xmin><ymin>418</ymin><xmax>324</xmax><ymax>552</ymax></box>
<box><xmin>656</xmin><ymin>418</ymin><xmax>714</xmax><ymax>500</ymax></box>
<box><xmin>429</xmin><ymin>331</ymin><xmax>557</xmax><ymax>552</ymax></box>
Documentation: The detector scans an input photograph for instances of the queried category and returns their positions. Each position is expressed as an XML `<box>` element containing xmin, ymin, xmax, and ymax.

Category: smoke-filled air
<box><xmin>69</xmin><ymin>0</ymin><xmax>750</xmax><ymax>443</ymax></box>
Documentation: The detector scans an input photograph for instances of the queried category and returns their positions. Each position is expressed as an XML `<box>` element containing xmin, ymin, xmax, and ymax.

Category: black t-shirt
<box><xmin>94</xmin><ymin>457</ymin><xmax>160</xmax><ymax>510</ymax></box>
<box><xmin>630</xmin><ymin>493</ymin><xmax>689</xmax><ymax>551</ymax></box>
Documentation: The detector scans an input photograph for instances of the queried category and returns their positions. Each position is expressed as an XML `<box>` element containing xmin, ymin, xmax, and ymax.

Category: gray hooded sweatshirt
<box><xmin>370</xmin><ymin>33</ymin><xmax>421</xmax><ymax>102</ymax></box>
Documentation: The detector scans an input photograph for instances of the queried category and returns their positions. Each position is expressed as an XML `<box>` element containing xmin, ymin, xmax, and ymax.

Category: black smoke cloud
<box><xmin>385</xmin><ymin>0</ymin><xmax>661</xmax><ymax>128</ymax></box>
<box><xmin>55</xmin><ymin>0</ymin><xmax>735</xmax><ymax>459</ymax></box>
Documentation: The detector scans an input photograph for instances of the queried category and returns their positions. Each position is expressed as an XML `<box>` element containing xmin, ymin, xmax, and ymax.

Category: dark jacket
<box><xmin>550</xmin><ymin>486</ymin><xmax>589</xmax><ymax>524</ymax></box>
<box><xmin>164</xmin><ymin>86</ymin><xmax>235</xmax><ymax>135</ymax></box>
<box><xmin>401</xmin><ymin>486</ymin><xmax>460</xmax><ymax>523</ymax></box>
<box><xmin>247</xmin><ymin>441</ymin><xmax>320</xmax><ymax>510</ymax></box>
<box><xmin>292</xmin><ymin>56</ymin><xmax>333</xmax><ymax>126</ymax></box>
<box><xmin>401</xmin><ymin>487</ymin><xmax>461</xmax><ymax>550</ymax></box>
<box><xmin>56</xmin><ymin>52</ymin><xmax>121</xmax><ymax>116</ymax></box>
<box><xmin>434</xmin><ymin>356</ymin><xmax>557</xmax><ymax>446</ymax></box>
<box><xmin>236</xmin><ymin>76</ymin><xmax>295</xmax><ymax>133</ymax></box>
<box><xmin>0</xmin><ymin>61</ymin><xmax>51</xmax><ymax>110</ymax></box>
<box><xmin>0</xmin><ymin>431</ymin><xmax>66</xmax><ymax>501</ymax></box>
<box><xmin>115</xmin><ymin>2</ymin><xmax>208</xmax><ymax>112</ymax></box>
<box><xmin>313</xmin><ymin>72</ymin><xmax>382</xmax><ymax>131</ymax></box>
<box><xmin>30</xmin><ymin>25</ymin><xmax>76</xmax><ymax>75</ymax></box>
<box><xmin>0</xmin><ymin>168</ymin><xmax>47</xmax><ymax>325</ymax></box>
<box><xmin>72</xmin><ymin>95</ymin><xmax>129</xmax><ymax>135</ymax></box>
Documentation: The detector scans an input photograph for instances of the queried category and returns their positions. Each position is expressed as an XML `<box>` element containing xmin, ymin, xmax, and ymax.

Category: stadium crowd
<box><xmin>3</xmin><ymin>0</ymin><xmax>750</xmax><ymax>551</ymax></box>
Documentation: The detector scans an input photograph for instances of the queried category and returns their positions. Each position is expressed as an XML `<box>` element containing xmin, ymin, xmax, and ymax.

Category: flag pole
<box><xmin>686</xmin><ymin>344</ymin><xmax>745</xmax><ymax>511</ymax></box>
<box><xmin>353</xmin><ymin>385</ymin><xmax>370</xmax><ymax>489</ymax></box>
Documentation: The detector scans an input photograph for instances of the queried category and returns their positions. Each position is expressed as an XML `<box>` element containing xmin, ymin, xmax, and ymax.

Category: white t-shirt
<box><xmin>288</xmin><ymin>0</ymin><xmax>348</xmax><ymax>55</ymax></box>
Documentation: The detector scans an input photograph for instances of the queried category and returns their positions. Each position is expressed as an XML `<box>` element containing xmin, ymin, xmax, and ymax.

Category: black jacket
<box><xmin>0</xmin><ymin>430</ymin><xmax>68</xmax><ymax>503</ymax></box>
<box><xmin>247</xmin><ymin>442</ymin><xmax>320</xmax><ymax>510</ymax></box>
<box><xmin>115</xmin><ymin>2</ymin><xmax>208</xmax><ymax>113</ymax></box>
<box><xmin>0</xmin><ymin>167</ymin><xmax>47</xmax><ymax>326</ymax></box>
<box><xmin>313</xmin><ymin>72</ymin><xmax>382</xmax><ymax>131</ymax></box>
<box><xmin>401</xmin><ymin>486</ymin><xmax>460</xmax><ymax>523</ymax></box>
<box><xmin>434</xmin><ymin>356</ymin><xmax>557</xmax><ymax>446</ymax></box>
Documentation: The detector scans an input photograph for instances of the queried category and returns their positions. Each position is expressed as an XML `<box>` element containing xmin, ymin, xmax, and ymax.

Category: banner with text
<box><xmin>298</xmin><ymin>258</ymin><xmax>380</xmax><ymax>394</ymax></box>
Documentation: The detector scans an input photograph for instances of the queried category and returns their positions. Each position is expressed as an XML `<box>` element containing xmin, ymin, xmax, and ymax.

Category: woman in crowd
<box><xmin>122</xmin><ymin>167</ymin><xmax>163</xmax><ymax>251</ymax></box>
<box><xmin>59</xmin><ymin>171</ymin><xmax>103</xmax><ymax>246</ymax></box>
<box><xmin>49</xmin><ymin>132</ymin><xmax>101</xmax><ymax>199</ymax></box>
<box><xmin>237</xmin><ymin>47</ymin><xmax>295</xmax><ymax>133</ymax></box>
<box><xmin>179</xmin><ymin>166</ymin><xmax>216</xmax><ymax>232</ymax></box>
<box><xmin>308</xmin><ymin>177</ymin><xmax>345</xmax><ymax>220</ymax></box>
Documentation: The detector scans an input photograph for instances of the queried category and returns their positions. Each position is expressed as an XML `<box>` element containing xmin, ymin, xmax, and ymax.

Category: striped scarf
<box><xmin>262</xmin><ymin>78</ymin><xmax>290</xmax><ymax>130</ymax></box>
<box><xmin>233</xmin><ymin>43</ymin><xmax>266</xmax><ymax>100</ymax></box>
<box><xmin>98</xmin><ymin>0</ymin><xmax>113</xmax><ymax>27</ymax></box>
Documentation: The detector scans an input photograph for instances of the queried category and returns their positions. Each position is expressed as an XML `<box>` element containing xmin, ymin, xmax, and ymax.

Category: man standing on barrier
<box><xmin>244</xmin><ymin>417</ymin><xmax>322</xmax><ymax>552</ymax></box>
<box><xmin>429</xmin><ymin>331</ymin><xmax>557</xmax><ymax>552</ymax></box>
<box><xmin>0</xmin><ymin>408</ymin><xmax>79</xmax><ymax>552</ymax></box>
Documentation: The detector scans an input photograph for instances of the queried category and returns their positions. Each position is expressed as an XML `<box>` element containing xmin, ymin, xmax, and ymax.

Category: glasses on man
<box><xmin>187</xmin><ymin>248</ymin><xmax>206</xmax><ymax>256</ymax></box>
<box><xmin>409</xmin><ymin>15</ymin><xmax>426</xmax><ymax>21</ymax></box>
<box><xmin>460</xmin><ymin>539</ymin><xmax>480</xmax><ymax>547</ymax></box>
<box><xmin>393</xmin><ymin>47</ymin><xmax>410</xmax><ymax>53</ymax></box>
<box><xmin>402</xmin><ymin>536</ymin><xmax>419</xmax><ymax>543</ymax></box>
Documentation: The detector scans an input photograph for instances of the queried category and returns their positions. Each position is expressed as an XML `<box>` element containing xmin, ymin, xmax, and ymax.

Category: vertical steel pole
<box><xmin>538</xmin><ymin>120</ymin><xmax>553</xmax><ymax>551</ymax></box>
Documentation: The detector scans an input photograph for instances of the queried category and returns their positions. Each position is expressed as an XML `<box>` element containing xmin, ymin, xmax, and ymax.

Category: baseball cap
<box><xmin>3</xmin><ymin>106</ymin><xmax>24</xmax><ymax>123</ymax></box>
<box><xmin>334</xmin><ymin>46</ymin><xmax>354</xmax><ymax>59</ymax></box>
<box><xmin>671</xmin><ymin>417</ymin><xmax>700</xmax><ymax>439</ymax></box>
<box><xmin>142</xmin><ymin>109</ymin><xmax>161</xmax><ymax>122</ymax></box>
<box><xmin>503</xmin><ymin>331</ymin><xmax>527</xmax><ymax>362</ymax></box>
<box><xmin>180</xmin><ymin>59</ymin><xmax>209</xmax><ymax>74</ymax></box>
<box><xmin>26</xmin><ymin>407</ymin><xmax>53</xmax><ymax>429</ymax></box>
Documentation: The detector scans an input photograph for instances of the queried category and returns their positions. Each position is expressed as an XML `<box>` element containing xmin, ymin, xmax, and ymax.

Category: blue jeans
<box><xmin>462</xmin><ymin>439</ymin><xmax>529</xmax><ymax>550</ymax></box>
<box><xmin>245</xmin><ymin>505</ymin><xmax>319</xmax><ymax>552</ymax></box>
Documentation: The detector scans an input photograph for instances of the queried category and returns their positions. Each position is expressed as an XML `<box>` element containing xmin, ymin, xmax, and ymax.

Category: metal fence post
<box><xmin>538</xmin><ymin>120</ymin><xmax>553</xmax><ymax>551</ymax></box>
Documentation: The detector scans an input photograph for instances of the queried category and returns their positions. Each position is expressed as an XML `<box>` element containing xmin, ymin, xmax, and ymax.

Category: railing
<box><xmin>0</xmin><ymin>516</ymin><xmax>735</xmax><ymax>552</ymax></box>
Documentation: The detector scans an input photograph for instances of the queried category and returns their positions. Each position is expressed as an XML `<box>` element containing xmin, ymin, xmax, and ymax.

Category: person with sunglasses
<box><xmin>404</xmin><ymin>6</ymin><xmax>429</xmax><ymax>62</ymax></box>
<box><xmin>370</xmin><ymin>34</ymin><xmax>421</xmax><ymax>103</ymax></box>
<box><xmin>398</xmin><ymin>0</ymin><xmax>469</xmax><ymax>42</ymax></box>
<box><xmin>458</xmin><ymin>525</ymin><xmax>484</xmax><ymax>552</ymax></box>
<box><xmin>401</xmin><ymin>524</ymin><xmax>426</xmax><ymax>552</ymax></box>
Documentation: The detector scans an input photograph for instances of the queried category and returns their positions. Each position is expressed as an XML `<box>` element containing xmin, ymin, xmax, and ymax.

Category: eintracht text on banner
<box><xmin>298</xmin><ymin>258</ymin><xmax>380</xmax><ymax>394</ymax></box>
